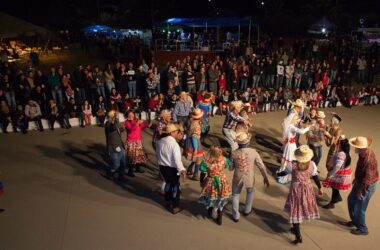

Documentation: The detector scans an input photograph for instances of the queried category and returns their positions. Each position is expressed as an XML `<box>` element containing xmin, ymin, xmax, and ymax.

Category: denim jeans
<box><xmin>199</xmin><ymin>82</ymin><xmax>206</xmax><ymax>91</ymax></box>
<box><xmin>97</xmin><ymin>85</ymin><xmax>107</xmax><ymax>99</ymax></box>
<box><xmin>266</xmin><ymin>75</ymin><xmax>275</xmax><ymax>89</ymax></box>
<box><xmin>106</xmin><ymin>81</ymin><xmax>115</xmax><ymax>94</ymax></box>
<box><xmin>128</xmin><ymin>81</ymin><xmax>136</xmax><ymax>98</ymax></box>
<box><xmin>252</xmin><ymin>75</ymin><xmax>260</xmax><ymax>88</ymax></box>
<box><xmin>52</xmin><ymin>87</ymin><xmax>63</xmax><ymax>104</ymax></box>
<box><xmin>309</xmin><ymin>145</ymin><xmax>322</xmax><ymax>166</ymax></box>
<box><xmin>5</xmin><ymin>91</ymin><xmax>16</xmax><ymax>110</ymax></box>
<box><xmin>276</xmin><ymin>75</ymin><xmax>284</xmax><ymax>88</ymax></box>
<box><xmin>76</xmin><ymin>88</ymin><xmax>86</xmax><ymax>103</ymax></box>
<box><xmin>109</xmin><ymin>149</ymin><xmax>126</xmax><ymax>178</ymax></box>
<box><xmin>348</xmin><ymin>182</ymin><xmax>377</xmax><ymax>233</ymax></box>
<box><xmin>232</xmin><ymin>181</ymin><xmax>254</xmax><ymax>220</ymax></box>
<box><xmin>209</xmin><ymin>82</ymin><xmax>217</xmax><ymax>94</ymax></box>
<box><xmin>240</xmin><ymin>78</ymin><xmax>248</xmax><ymax>90</ymax></box>
<box><xmin>223</xmin><ymin>128</ymin><xmax>238</xmax><ymax>151</ymax></box>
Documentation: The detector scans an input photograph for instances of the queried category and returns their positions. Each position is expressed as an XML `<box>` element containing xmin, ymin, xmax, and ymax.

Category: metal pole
<box><xmin>238</xmin><ymin>24</ymin><xmax>241</xmax><ymax>45</ymax></box>
<box><xmin>257</xmin><ymin>25</ymin><xmax>260</xmax><ymax>43</ymax></box>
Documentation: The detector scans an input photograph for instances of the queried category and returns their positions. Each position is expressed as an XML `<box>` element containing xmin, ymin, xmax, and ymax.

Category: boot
<box><xmin>216</xmin><ymin>210</ymin><xmax>223</xmax><ymax>225</ymax></box>
<box><xmin>127</xmin><ymin>166</ymin><xmax>135</xmax><ymax>177</ymax></box>
<box><xmin>135</xmin><ymin>164</ymin><xmax>145</xmax><ymax>173</ymax></box>
<box><xmin>292</xmin><ymin>223</ymin><xmax>302</xmax><ymax>244</ymax></box>
<box><xmin>207</xmin><ymin>207</ymin><xmax>213</xmax><ymax>217</ymax></box>
<box><xmin>322</xmin><ymin>202</ymin><xmax>335</xmax><ymax>209</ymax></box>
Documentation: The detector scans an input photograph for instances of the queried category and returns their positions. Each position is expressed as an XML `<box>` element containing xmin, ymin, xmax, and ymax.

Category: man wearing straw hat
<box><xmin>342</xmin><ymin>136</ymin><xmax>378</xmax><ymax>235</ymax></box>
<box><xmin>173</xmin><ymin>91</ymin><xmax>192</xmax><ymax>128</ymax></box>
<box><xmin>156</xmin><ymin>123</ymin><xmax>187</xmax><ymax>214</ymax></box>
<box><xmin>222</xmin><ymin>100</ymin><xmax>250</xmax><ymax>152</ymax></box>
<box><xmin>230</xmin><ymin>131</ymin><xmax>270</xmax><ymax>222</ymax></box>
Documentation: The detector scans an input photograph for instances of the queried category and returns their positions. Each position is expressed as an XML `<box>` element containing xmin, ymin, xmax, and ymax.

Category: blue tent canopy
<box><xmin>158</xmin><ymin>16</ymin><xmax>254</xmax><ymax>28</ymax></box>
<box><xmin>82</xmin><ymin>25</ymin><xmax>112</xmax><ymax>33</ymax></box>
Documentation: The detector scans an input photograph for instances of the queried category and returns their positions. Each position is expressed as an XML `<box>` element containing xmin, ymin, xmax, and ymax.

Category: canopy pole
<box><xmin>238</xmin><ymin>24</ymin><xmax>241</xmax><ymax>46</ymax></box>
<box><xmin>248</xmin><ymin>18</ymin><xmax>252</xmax><ymax>46</ymax></box>
<box><xmin>206</xmin><ymin>22</ymin><xmax>208</xmax><ymax>33</ymax></box>
<box><xmin>257</xmin><ymin>25</ymin><xmax>260</xmax><ymax>43</ymax></box>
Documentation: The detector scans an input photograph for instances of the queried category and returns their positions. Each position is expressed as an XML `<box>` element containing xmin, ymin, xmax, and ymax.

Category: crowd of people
<box><xmin>1</xmin><ymin>37</ymin><xmax>380</xmax><ymax>245</ymax></box>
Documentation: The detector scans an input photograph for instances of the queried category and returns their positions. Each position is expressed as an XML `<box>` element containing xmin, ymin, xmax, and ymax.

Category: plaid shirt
<box><xmin>355</xmin><ymin>148</ymin><xmax>379</xmax><ymax>192</ymax></box>
<box><xmin>153</xmin><ymin>117</ymin><xmax>168</xmax><ymax>143</ymax></box>
<box><xmin>223</xmin><ymin>109</ymin><xmax>245</xmax><ymax>129</ymax></box>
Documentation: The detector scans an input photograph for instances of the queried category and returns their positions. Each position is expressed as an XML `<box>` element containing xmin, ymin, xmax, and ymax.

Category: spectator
<box><xmin>24</xmin><ymin>99</ymin><xmax>44</xmax><ymax>132</ymax></box>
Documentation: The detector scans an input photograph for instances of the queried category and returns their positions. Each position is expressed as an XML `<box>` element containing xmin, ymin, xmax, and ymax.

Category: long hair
<box><xmin>296</xmin><ymin>161</ymin><xmax>310</xmax><ymax>171</ymax></box>
<box><xmin>339</xmin><ymin>139</ymin><xmax>351</xmax><ymax>167</ymax></box>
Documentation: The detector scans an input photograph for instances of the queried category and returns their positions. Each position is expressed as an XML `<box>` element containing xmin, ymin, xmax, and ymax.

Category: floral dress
<box><xmin>283</xmin><ymin>162</ymin><xmax>320</xmax><ymax>223</ymax></box>
<box><xmin>124</xmin><ymin>119</ymin><xmax>148</xmax><ymax>164</ymax></box>
<box><xmin>199</xmin><ymin>157</ymin><xmax>231</xmax><ymax>210</ymax></box>
<box><xmin>196</xmin><ymin>101</ymin><xmax>211</xmax><ymax>134</ymax></box>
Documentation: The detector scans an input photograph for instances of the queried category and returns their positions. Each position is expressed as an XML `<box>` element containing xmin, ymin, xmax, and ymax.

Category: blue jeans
<box><xmin>266</xmin><ymin>75</ymin><xmax>275</xmax><ymax>89</ymax></box>
<box><xmin>128</xmin><ymin>81</ymin><xmax>136</xmax><ymax>98</ymax></box>
<box><xmin>109</xmin><ymin>150</ymin><xmax>126</xmax><ymax>178</ymax></box>
<box><xmin>348</xmin><ymin>182</ymin><xmax>377</xmax><ymax>233</ymax></box>
<box><xmin>309</xmin><ymin>145</ymin><xmax>322</xmax><ymax>166</ymax></box>
<box><xmin>252</xmin><ymin>75</ymin><xmax>260</xmax><ymax>88</ymax></box>
<box><xmin>76</xmin><ymin>88</ymin><xmax>86</xmax><ymax>103</ymax></box>
<box><xmin>240</xmin><ymin>78</ymin><xmax>248</xmax><ymax>90</ymax></box>
<box><xmin>97</xmin><ymin>85</ymin><xmax>106</xmax><ymax>100</ymax></box>
<box><xmin>5</xmin><ymin>91</ymin><xmax>16</xmax><ymax>110</ymax></box>
<box><xmin>51</xmin><ymin>87</ymin><xmax>63</xmax><ymax>104</ymax></box>
<box><xmin>232</xmin><ymin>181</ymin><xmax>254</xmax><ymax>219</ymax></box>
<box><xmin>106</xmin><ymin>81</ymin><xmax>115</xmax><ymax>94</ymax></box>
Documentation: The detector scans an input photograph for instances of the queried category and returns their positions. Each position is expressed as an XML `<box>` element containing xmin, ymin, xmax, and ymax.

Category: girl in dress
<box><xmin>277</xmin><ymin>145</ymin><xmax>323</xmax><ymax>244</ymax></box>
<box><xmin>199</xmin><ymin>146</ymin><xmax>231</xmax><ymax>225</ymax></box>
<box><xmin>82</xmin><ymin>99</ymin><xmax>92</xmax><ymax>126</ymax></box>
<box><xmin>322</xmin><ymin>136</ymin><xmax>352</xmax><ymax>209</ymax></box>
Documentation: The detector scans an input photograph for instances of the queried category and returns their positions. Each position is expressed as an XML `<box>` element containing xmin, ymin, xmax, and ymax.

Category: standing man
<box><xmin>345</xmin><ymin>136</ymin><xmax>378</xmax><ymax>235</ymax></box>
<box><xmin>156</xmin><ymin>123</ymin><xmax>186</xmax><ymax>214</ymax></box>
<box><xmin>222</xmin><ymin>101</ymin><xmax>249</xmax><ymax>152</ymax></box>
<box><xmin>172</xmin><ymin>92</ymin><xmax>192</xmax><ymax>128</ymax></box>
<box><xmin>152</xmin><ymin>109</ymin><xmax>171</xmax><ymax>151</ymax></box>
<box><xmin>104</xmin><ymin>111</ymin><xmax>126</xmax><ymax>183</ymax></box>
<box><xmin>127</xmin><ymin>62</ymin><xmax>137</xmax><ymax>98</ymax></box>
<box><xmin>230</xmin><ymin>131</ymin><xmax>270</xmax><ymax>222</ymax></box>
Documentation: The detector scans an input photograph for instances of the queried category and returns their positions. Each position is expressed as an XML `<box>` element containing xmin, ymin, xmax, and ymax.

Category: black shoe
<box><xmin>292</xmin><ymin>237</ymin><xmax>303</xmax><ymax>244</ymax></box>
<box><xmin>216</xmin><ymin>210</ymin><xmax>223</xmax><ymax>225</ymax></box>
<box><xmin>135</xmin><ymin>167</ymin><xmax>145</xmax><ymax>173</ymax></box>
<box><xmin>242</xmin><ymin>211</ymin><xmax>252</xmax><ymax>217</ymax></box>
<box><xmin>322</xmin><ymin>203</ymin><xmax>335</xmax><ymax>209</ymax></box>
<box><xmin>335</xmin><ymin>196</ymin><xmax>343</xmax><ymax>203</ymax></box>
<box><xmin>339</xmin><ymin>221</ymin><xmax>355</xmax><ymax>227</ymax></box>
<box><xmin>117</xmin><ymin>177</ymin><xmax>127</xmax><ymax>184</ymax></box>
<box><xmin>127</xmin><ymin>171</ymin><xmax>135</xmax><ymax>177</ymax></box>
<box><xmin>207</xmin><ymin>207</ymin><xmax>213</xmax><ymax>217</ymax></box>
<box><xmin>231</xmin><ymin>215</ymin><xmax>239</xmax><ymax>223</ymax></box>
<box><xmin>350</xmin><ymin>229</ymin><xmax>369</xmax><ymax>236</ymax></box>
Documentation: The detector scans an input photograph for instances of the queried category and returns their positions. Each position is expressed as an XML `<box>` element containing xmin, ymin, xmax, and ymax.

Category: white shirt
<box><xmin>156</xmin><ymin>136</ymin><xmax>185</xmax><ymax>173</ymax></box>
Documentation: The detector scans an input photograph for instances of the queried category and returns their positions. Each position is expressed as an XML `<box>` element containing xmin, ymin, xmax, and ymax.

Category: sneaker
<box><xmin>350</xmin><ymin>229</ymin><xmax>369</xmax><ymax>236</ymax></box>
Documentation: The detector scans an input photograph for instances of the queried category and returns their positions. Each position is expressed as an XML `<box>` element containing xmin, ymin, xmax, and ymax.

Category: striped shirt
<box><xmin>223</xmin><ymin>109</ymin><xmax>245</xmax><ymax>129</ymax></box>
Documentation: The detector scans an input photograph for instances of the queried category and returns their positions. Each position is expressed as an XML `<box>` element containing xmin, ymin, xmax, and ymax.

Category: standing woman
<box><xmin>324</xmin><ymin>112</ymin><xmax>343</xmax><ymax>172</ymax></box>
<box><xmin>276</xmin><ymin>145</ymin><xmax>322</xmax><ymax>244</ymax></box>
<box><xmin>124</xmin><ymin>111</ymin><xmax>152</xmax><ymax>176</ymax></box>
<box><xmin>196</xmin><ymin>93</ymin><xmax>212</xmax><ymax>142</ymax></box>
<box><xmin>184</xmin><ymin>108</ymin><xmax>205</xmax><ymax>181</ymax></box>
<box><xmin>199</xmin><ymin>146</ymin><xmax>231</xmax><ymax>225</ymax></box>
<box><xmin>322</xmin><ymin>136</ymin><xmax>352</xmax><ymax>209</ymax></box>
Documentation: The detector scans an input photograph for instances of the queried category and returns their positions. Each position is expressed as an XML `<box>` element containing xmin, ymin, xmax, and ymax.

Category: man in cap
<box><xmin>156</xmin><ymin>123</ymin><xmax>187</xmax><ymax>214</ymax></box>
<box><xmin>343</xmin><ymin>136</ymin><xmax>378</xmax><ymax>235</ymax></box>
<box><xmin>230</xmin><ymin>131</ymin><xmax>270</xmax><ymax>222</ymax></box>
<box><xmin>104</xmin><ymin>111</ymin><xmax>127</xmax><ymax>183</ymax></box>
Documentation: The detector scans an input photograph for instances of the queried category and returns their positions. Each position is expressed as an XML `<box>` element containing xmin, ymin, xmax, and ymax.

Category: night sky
<box><xmin>2</xmin><ymin>0</ymin><xmax>380</xmax><ymax>33</ymax></box>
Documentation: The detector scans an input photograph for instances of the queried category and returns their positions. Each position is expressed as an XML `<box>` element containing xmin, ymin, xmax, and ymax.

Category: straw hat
<box><xmin>331</xmin><ymin>112</ymin><xmax>342</xmax><ymax>122</ymax></box>
<box><xmin>293</xmin><ymin>99</ymin><xmax>305</xmax><ymax>107</ymax></box>
<box><xmin>294</xmin><ymin>145</ymin><xmax>314</xmax><ymax>163</ymax></box>
<box><xmin>192</xmin><ymin>108</ymin><xmax>204</xmax><ymax>119</ymax></box>
<box><xmin>235</xmin><ymin>131</ymin><xmax>252</xmax><ymax>145</ymax></box>
<box><xmin>316</xmin><ymin>111</ymin><xmax>326</xmax><ymax>119</ymax></box>
<box><xmin>349</xmin><ymin>136</ymin><xmax>373</xmax><ymax>149</ymax></box>
<box><xmin>180</xmin><ymin>91</ymin><xmax>188</xmax><ymax>97</ymax></box>
<box><xmin>107</xmin><ymin>110</ymin><xmax>116</xmax><ymax>118</ymax></box>
<box><xmin>230</xmin><ymin>100</ymin><xmax>243</xmax><ymax>109</ymax></box>
<box><xmin>166</xmin><ymin>123</ymin><xmax>184</xmax><ymax>134</ymax></box>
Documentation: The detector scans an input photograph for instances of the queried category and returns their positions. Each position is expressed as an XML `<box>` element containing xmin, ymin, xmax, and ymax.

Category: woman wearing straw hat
<box><xmin>184</xmin><ymin>108</ymin><xmax>206</xmax><ymax>180</ymax></box>
<box><xmin>342</xmin><ymin>136</ymin><xmax>378</xmax><ymax>235</ymax></box>
<box><xmin>322</xmin><ymin>135</ymin><xmax>352</xmax><ymax>209</ymax></box>
<box><xmin>276</xmin><ymin>145</ymin><xmax>323</xmax><ymax>244</ymax></box>
<box><xmin>230</xmin><ymin>131</ymin><xmax>270</xmax><ymax>222</ymax></box>
<box><xmin>196</xmin><ymin>93</ymin><xmax>212</xmax><ymax>141</ymax></box>
<box><xmin>324</xmin><ymin>112</ymin><xmax>343</xmax><ymax>172</ymax></box>
<box><xmin>199</xmin><ymin>146</ymin><xmax>231</xmax><ymax>225</ymax></box>
<box><xmin>278</xmin><ymin>114</ymin><xmax>313</xmax><ymax>184</ymax></box>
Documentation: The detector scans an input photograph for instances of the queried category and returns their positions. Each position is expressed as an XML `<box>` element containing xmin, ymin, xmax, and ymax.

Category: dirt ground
<box><xmin>0</xmin><ymin>105</ymin><xmax>379</xmax><ymax>250</ymax></box>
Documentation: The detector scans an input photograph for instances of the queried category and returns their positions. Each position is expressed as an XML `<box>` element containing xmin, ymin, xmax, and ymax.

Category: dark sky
<box><xmin>2</xmin><ymin>0</ymin><xmax>380</xmax><ymax>32</ymax></box>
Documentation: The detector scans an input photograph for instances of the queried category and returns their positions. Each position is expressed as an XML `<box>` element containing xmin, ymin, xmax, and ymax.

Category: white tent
<box><xmin>0</xmin><ymin>11</ymin><xmax>50</xmax><ymax>38</ymax></box>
